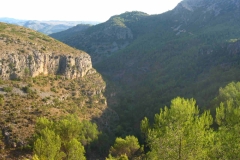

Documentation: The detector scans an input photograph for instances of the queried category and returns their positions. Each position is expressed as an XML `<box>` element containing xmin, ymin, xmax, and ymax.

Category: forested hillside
<box><xmin>2</xmin><ymin>0</ymin><xmax>240</xmax><ymax>159</ymax></box>
<box><xmin>51</xmin><ymin>0</ymin><xmax>240</xmax><ymax>138</ymax></box>
<box><xmin>51</xmin><ymin>11</ymin><xmax>149</xmax><ymax>63</ymax></box>
<box><xmin>50</xmin><ymin>24</ymin><xmax>92</xmax><ymax>42</ymax></box>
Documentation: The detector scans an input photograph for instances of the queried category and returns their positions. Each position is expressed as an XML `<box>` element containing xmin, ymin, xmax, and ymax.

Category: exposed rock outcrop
<box><xmin>0</xmin><ymin>51</ymin><xmax>92</xmax><ymax>80</ymax></box>
<box><xmin>0</xmin><ymin>22</ymin><xmax>93</xmax><ymax>80</ymax></box>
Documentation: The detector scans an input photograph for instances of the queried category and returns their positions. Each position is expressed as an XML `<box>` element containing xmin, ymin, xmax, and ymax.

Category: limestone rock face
<box><xmin>0</xmin><ymin>22</ymin><xmax>94</xmax><ymax>80</ymax></box>
<box><xmin>0</xmin><ymin>51</ymin><xmax>92</xmax><ymax>80</ymax></box>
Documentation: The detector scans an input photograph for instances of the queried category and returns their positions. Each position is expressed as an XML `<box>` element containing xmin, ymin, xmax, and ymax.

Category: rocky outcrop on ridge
<box><xmin>0</xmin><ymin>22</ymin><xmax>92</xmax><ymax>80</ymax></box>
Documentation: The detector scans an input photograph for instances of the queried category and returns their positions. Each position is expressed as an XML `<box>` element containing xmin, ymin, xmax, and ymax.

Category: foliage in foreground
<box><xmin>140</xmin><ymin>82</ymin><xmax>240</xmax><ymax>160</ymax></box>
<box><xmin>30</xmin><ymin>82</ymin><xmax>240</xmax><ymax>160</ymax></box>
<box><xmin>107</xmin><ymin>135</ymin><xmax>143</xmax><ymax>160</ymax></box>
<box><xmin>141</xmin><ymin>97</ymin><xmax>213</xmax><ymax>159</ymax></box>
<box><xmin>33</xmin><ymin>115</ymin><xmax>99</xmax><ymax>160</ymax></box>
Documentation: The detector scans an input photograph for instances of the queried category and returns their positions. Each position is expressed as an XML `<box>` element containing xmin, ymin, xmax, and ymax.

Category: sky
<box><xmin>1</xmin><ymin>0</ymin><xmax>183</xmax><ymax>22</ymax></box>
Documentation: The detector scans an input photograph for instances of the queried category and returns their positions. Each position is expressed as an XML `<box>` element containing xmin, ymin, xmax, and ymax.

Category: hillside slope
<box><xmin>0</xmin><ymin>22</ymin><xmax>93</xmax><ymax>80</ymax></box>
<box><xmin>56</xmin><ymin>0</ymin><xmax>240</xmax><ymax>134</ymax></box>
<box><xmin>50</xmin><ymin>11</ymin><xmax>149</xmax><ymax>63</ymax></box>
<box><xmin>49</xmin><ymin>24</ymin><xmax>91</xmax><ymax>42</ymax></box>
<box><xmin>0</xmin><ymin>22</ymin><xmax>116</xmax><ymax>159</ymax></box>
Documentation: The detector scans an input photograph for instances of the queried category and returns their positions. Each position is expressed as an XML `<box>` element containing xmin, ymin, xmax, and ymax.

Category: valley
<box><xmin>52</xmin><ymin>0</ymin><xmax>240</xmax><ymax>135</ymax></box>
<box><xmin>1</xmin><ymin>0</ymin><xmax>240</xmax><ymax>159</ymax></box>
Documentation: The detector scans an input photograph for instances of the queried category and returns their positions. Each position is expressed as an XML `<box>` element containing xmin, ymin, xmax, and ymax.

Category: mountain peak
<box><xmin>179</xmin><ymin>0</ymin><xmax>206</xmax><ymax>11</ymax></box>
<box><xmin>174</xmin><ymin>0</ymin><xmax>240</xmax><ymax>16</ymax></box>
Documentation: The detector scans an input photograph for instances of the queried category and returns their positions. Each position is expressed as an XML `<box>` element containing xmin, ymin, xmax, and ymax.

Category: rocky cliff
<box><xmin>0</xmin><ymin>22</ymin><xmax>118</xmax><ymax>159</ymax></box>
<box><xmin>0</xmin><ymin>22</ymin><xmax>92</xmax><ymax>80</ymax></box>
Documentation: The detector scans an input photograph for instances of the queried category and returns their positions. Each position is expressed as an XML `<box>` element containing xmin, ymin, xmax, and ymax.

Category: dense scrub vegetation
<box><xmin>92</xmin><ymin>0</ymin><xmax>240</xmax><ymax>138</ymax></box>
<box><xmin>111</xmin><ymin>81</ymin><xmax>240</xmax><ymax>159</ymax></box>
<box><xmin>25</xmin><ymin>81</ymin><xmax>240</xmax><ymax>159</ymax></box>
<box><xmin>33</xmin><ymin>115</ymin><xmax>99</xmax><ymax>160</ymax></box>
<box><xmin>51</xmin><ymin>1</ymin><xmax>240</xmax><ymax>142</ymax></box>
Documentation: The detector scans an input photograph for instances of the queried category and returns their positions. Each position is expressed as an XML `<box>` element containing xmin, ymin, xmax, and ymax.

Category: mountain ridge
<box><xmin>1</xmin><ymin>0</ymin><xmax>240</xmax><ymax>158</ymax></box>
<box><xmin>50</xmin><ymin>11</ymin><xmax>149</xmax><ymax>63</ymax></box>
<box><xmin>52</xmin><ymin>0</ymin><xmax>240</xmax><ymax>134</ymax></box>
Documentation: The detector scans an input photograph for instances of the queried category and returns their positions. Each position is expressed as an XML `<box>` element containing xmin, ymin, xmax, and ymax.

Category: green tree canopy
<box><xmin>34</xmin><ymin>128</ymin><xmax>64</xmax><ymax>160</ymax></box>
<box><xmin>55</xmin><ymin>115</ymin><xmax>82</xmax><ymax>152</ymax></box>
<box><xmin>141</xmin><ymin>97</ymin><xmax>214</xmax><ymax>159</ymax></box>
<box><xmin>79</xmin><ymin>120</ymin><xmax>100</xmax><ymax>147</ymax></box>
<box><xmin>213</xmin><ymin>100</ymin><xmax>240</xmax><ymax>159</ymax></box>
<box><xmin>65</xmin><ymin>138</ymin><xmax>86</xmax><ymax>160</ymax></box>
<box><xmin>33</xmin><ymin>115</ymin><xmax>100</xmax><ymax>160</ymax></box>
<box><xmin>107</xmin><ymin>135</ymin><xmax>142</xmax><ymax>160</ymax></box>
<box><xmin>213</xmin><ymin>81</ymin><xmax>240</xmax><ymax>107</ymax></box>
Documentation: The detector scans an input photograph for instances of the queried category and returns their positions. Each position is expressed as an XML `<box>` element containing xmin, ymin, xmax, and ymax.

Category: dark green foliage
<box><xmin>93</xmin><ymin>0</ymin><xmax>240</xmax><ymax>136</ymax></box>
<box><xmin>107</xmin><ymin>135</ymin><xmax>142</xmax><ymax>160</ymax></box>
<box><xmin>138</xmin><ymin>82</ymin><xmax>240</xmax><ymax>159</ymax></box>
<box><xmin>50</xmin><ymin>11</ymin><xmax>149</xmax><ymax>63</ymax></box>
<box><xmin>3</xmin><ymin>1</ymin><xmax>240</xmax><ymax>159</ymax></box>
<box><xmin>55</xmin><ymin>115</ymin><xmax>82</xmax><ymax>144</ymax></box>
<box><xmin>79</xmin><ymin>120</ymin><xmax>99</xmax><ymax>146</ymax></box>
<box><xmin>21</xmin><ymin>86</ymin><xmax>33</xmax><ymax>94</ymax></box>
<box><xmin>31</xmin><ymin>83</ymin><xmax>240</xmax><ymax>158</ymax></box>
<box><xmin>33</xmin><ymin>115</ymin><xmax>100</xmax><ymax>160</ymax></box>
<box><xmin>52</xmin><ymin>0</ymin><xmax>240</xmax><ymax>138</ymax></box>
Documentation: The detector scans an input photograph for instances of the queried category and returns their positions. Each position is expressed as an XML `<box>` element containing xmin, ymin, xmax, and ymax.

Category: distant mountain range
<box><xmin>0</xmin><ymin>17</ymin><xmax>100</xmax><ymax>35</ymax></box>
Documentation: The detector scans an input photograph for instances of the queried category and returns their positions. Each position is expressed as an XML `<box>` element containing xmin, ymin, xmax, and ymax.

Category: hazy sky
<box><xmin>1</xmin><ymin>0</ymin><xmax>183</xmax><ymax>22</ymax></box>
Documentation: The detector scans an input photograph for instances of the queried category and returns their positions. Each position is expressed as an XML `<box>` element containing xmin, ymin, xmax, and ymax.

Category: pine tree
<box><xmin>34</xmin><ymin>127</ymin><xmax>64</xmax><ymax>160</ymax></box>
<box><xmin>141</xmin><ymin>97</ymin><xmax>214</xmax><ymax>159</ymax></box>
<box><xmin>65</xmin><ymin>138</ymin><xmax>86</xmax><ymax>160</ymax></box>
<box><xmin>107</xmin><ymin>135</ymin><xmax>142</xmax><ymax>159</ymax></box>
<box><xmin>33</xmin><ymin>115</ymin><xmax>100</xmax><ymax>159</ymax></box>
<box><xmin>213</xmin><ymin>100</ymin><xmax>240</xmax><ymax>159</ymax></box>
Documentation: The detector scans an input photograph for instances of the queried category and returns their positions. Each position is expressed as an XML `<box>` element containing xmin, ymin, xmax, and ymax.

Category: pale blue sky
<box><xmin>1</xmin><ymin>0</ymin><xmax>183</xmax><ymax>22</ymax></box>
